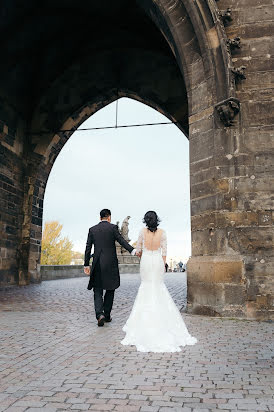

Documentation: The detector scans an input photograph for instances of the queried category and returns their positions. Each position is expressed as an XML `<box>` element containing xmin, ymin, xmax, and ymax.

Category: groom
<box><xmin>84</xmin><ymin>209</ymin><xmax>136</xmax><ymax>326</ymax></box>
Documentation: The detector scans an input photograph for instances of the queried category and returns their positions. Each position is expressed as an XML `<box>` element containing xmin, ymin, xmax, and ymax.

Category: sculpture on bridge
<box><xmin>121</xmin><ymin>216</ymin><xmax>131</xmax><ymax>243</ymax></box>
<box><xmin>115</xmin><ymin>216</ymin><xmax>139</xmax><ymax>266</ymax></box>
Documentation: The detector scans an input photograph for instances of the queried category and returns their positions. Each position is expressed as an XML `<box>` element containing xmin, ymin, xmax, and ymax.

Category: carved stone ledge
<box><xmin>219</xmin><ymin>8</ymin><xmax>233</xmax><ymax>26</ymax></box>
<box><xmin>231</xmin><ymin>66</ymin><xmax>246</xmax><ymax>83</ymax></box>
<box><xmin>215</xmin><ymin>97</ymin><xmax>240</xmax><ymax>127</ymax></box>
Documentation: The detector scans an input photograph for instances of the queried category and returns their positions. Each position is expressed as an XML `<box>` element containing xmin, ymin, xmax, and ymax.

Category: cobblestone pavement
<box><xmin>0</xmin><ymin>273</ymin><xmax>273</xmax><ymax>412</ymax></box>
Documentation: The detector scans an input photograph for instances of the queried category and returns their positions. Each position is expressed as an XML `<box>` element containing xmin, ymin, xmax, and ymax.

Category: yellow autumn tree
<box><xmin>41</xmin><ymin>221</ymin><xmax>74</xmax><ymax>265</ymax></box>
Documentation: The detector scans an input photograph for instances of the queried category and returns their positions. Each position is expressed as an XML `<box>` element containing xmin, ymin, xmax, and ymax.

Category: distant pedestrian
<box><xmin>165</xmin><ymin>262</ymin><xmax>168</xmax><ymax>272</ymax></box>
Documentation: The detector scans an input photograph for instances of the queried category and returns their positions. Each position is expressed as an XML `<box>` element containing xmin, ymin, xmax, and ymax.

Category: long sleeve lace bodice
<box><xmin>136</xmin><ymin>228</ymin><xmax>167</xmax><ymax>255</ymax></box>
<box><xmin>121</xmin><ymin>226</ymin><xmax>197</xmax><ymax>352</ymax></box>
<box><xmin>160</xmin><ymin>230</ymin><xmax>167</xmax><ymax>256</ymax></box>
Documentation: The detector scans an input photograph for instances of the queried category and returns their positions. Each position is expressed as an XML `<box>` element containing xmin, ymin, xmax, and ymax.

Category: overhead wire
<box><xmin>29</xmin><ymin>121</ymin><xmax>181</xmax><ymax>135</ymax></box>
<box><xmin>28</xmin><ymin>96</ymin><xmax>186</xmax><ymax>135</ymax></box>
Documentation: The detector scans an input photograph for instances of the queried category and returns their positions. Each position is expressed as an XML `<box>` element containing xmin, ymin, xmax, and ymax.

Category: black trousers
<box><xmin>93</xmin><ymin>288</ymin><xmax>115</xmax><ymax>319</ymax></box>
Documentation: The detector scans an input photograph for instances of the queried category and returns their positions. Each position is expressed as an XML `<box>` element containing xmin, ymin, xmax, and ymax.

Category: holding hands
<box><xmin>84</xmin><ymin>266</ymin><xmax>90</xmax><ymax>275</ymax></box>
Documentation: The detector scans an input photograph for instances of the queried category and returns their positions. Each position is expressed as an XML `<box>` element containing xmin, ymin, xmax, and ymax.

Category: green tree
<box><xmin>41</xmin><ymin>221</ymin><xmax>74</xmax><ymax>265</ymax></box>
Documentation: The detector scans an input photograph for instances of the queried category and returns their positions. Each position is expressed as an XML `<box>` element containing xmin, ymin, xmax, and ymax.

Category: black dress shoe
<box><xmin>104</xmin><ymin>316</ymin><xmax>112</xmax><ymax>323</ymax></box>
<box><xmin>97</xmin><ymin>315</ymin><xmax>105</xmax><ymax>326</ymax></box>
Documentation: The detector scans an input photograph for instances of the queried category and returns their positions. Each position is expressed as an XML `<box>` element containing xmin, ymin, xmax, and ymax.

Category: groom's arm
<box><xmin>113</xmin><ymin>225</ymin><xmax>134</xmax><ymax>254</ymax></box>
<box><xmin>84</xmin><ymin>228</ymin><xmax>93</xmax><ymax>267</ymax></box>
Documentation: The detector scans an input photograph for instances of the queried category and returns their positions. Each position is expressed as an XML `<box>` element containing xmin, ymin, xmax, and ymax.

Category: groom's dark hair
<box><xmin>100</xmin><ymin>209</ymin><xmax>111</xmax><ymax>219</ymax></box>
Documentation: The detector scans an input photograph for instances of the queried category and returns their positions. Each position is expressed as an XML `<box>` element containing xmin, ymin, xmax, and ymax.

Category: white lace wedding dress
<box><xmin>121</xmin><ymin>228</ymin><xmax>198</xmax><ymax>352</ymax></box>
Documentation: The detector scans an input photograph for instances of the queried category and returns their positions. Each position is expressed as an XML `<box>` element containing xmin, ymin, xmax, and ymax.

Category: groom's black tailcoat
<box><xmin>84</xmin><ymin>221</ymin><xmax>134</xmax><ymax>290</ymax></box>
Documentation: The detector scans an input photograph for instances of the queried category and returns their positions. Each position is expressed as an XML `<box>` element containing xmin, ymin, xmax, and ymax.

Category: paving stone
<box><xmin>128</xmin><ymin>395</ymin><xmax>148</xmax><ymax>400</ymax></box>
<box><xmin>11</xmin><ymin>401</ymin><xmax>47</xmax><ymax>408</ymax></box>
<box><xmin>0</xmin><ymin>275</ymin><xmax>273</xmax><ymax>412</ymax></box>
<box><xmin>159</xmin><ymin>408</ymin><xmax>191</xmax><ymax>412</ymax></box>
<box><xmin>70</xmin><ymin>404</ymin><xmax>91</xmax><ymax>410</ymax></box>
<box><xmin>27</xmin><ymin>408</ymin><xmax>57</xmax><ymax>412</ymax></box>
<box><xmin>89</xmin><ymin>405</ymin><xmax>115</xmax><ymax>411</ymax></box>
<box><xmin>44</xmin><ymin>403</ymin><xmax>70</xmax><ymax>409</ymax></box>
<box><xmin>113</xmin><ymin>406</ymin><xmax>139</xmax><ymax>412</ymax></box>
<box><xmin>99</xmin><ymin>394</ymin><xmax>128</xmax><ymax>399</ymax></box>
<box><xmin>4</xmin><ymin>408</ymin><xmax>27</xmax><ymax>412</ymax></box>
<box><xmin>106</xmin><ymin>399</ymin><xmax>129</xmax><ymax>406</ymax></box>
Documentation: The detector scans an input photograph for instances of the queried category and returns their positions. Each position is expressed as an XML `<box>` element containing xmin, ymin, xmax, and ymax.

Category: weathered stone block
<box><xmin>226</xmin><ymin>20</ymin><xmax>273</xmax><ymax>40</ymax></box>
<box><xmin>224</xmin><ymin>284</ymin><xmax>247</xmax><ymax>305</ymax></box>
<box><xmin>189</xmin><ymin>116</ymin><xmax>213</xmax><ymax>136</ymax></box>
<box><xmin>258</xmin><ymin>210</ymin><xmax>273</xmax><ymax>226</ymax></box>
<box><xmin>191</xmin><ymin>212</ymin><xmax>216</xmax><ymax>231</ymax></box>
<box><xmin>252</xmin><ymin>260</ymin><xmax>274</xmax><ymax>277</ymax></box>
<box><xmin>190</xmin><ymin>157</ymin><xmax>215</xmax><ymax>175</ymax></box>
<box><xmin>234</xmin><ymin>176</ymin><xmax>274</xmax><ymax>194</ymax></box>
<box><xmin>191</xmin><ymin>193</ymin><xmax>224</xmax><ymax>215</ymax></box>
<box><xmin>189</xmin><ymin>131</ymin><xmax>214</xmax><ymax>163</ymax></box>
<box><xmin>187</xmin><ymin>256</ymin><xmax>245</xmax><ymax>284</ymax></box>
<box><xmin>241</xmin><ymin>101</ymin><xmax>274</xmax><ymax>127</ymax></box>
<box><xmin>255</xmin><ymin>294</ymin><xmax>269</xmax><ymax>309</ymax></box>
<box><xmin>191</xmin><ymin>178</ymin><xmax>229</xmax><ymax>201</ymax></box>
<box><xmin>191</xmin><ymin>229</ymin><xmax>217</xmax><ymax>255</ymax></box>
<box><xmin>237</xmin><ymin>191</ymin><xmax>274</xmax><ymax>212</ymax></box>
<box><xmin>187</xmin><ymin>280</ymin><xmax>225</xmax><ymax>307</ymax></box>
<box><xmin>243</xmin><ymin>127</ymin><xmax>274</xmax><ymax>153</ymax></box>
<box><xmin>189</xmin><ymin>81</ymin><xmax>212</xmax><ymax>116</ymax></box>
<box><xmin>216</xmin><ymin>211</ymin><xmax>258</xmax><ymax>228</ymax></box>
<box><xmin>246</xmin><ymin>301</ymin><xmax>274</xmax><ymax>321</ymax></box>
<box><xmin>227</xmin><ymin>228</ymin><xmax>273</xmax><ymax>256</ymax></box>
<box><xmin>189</xmin><ymin>58</ymin><xmax>206</xmax><ymax>86</ymax></box>
<box><xmin>220</xmin><ymin>0</ymin><xmax>273</xmax><ymax>8</ymax></box>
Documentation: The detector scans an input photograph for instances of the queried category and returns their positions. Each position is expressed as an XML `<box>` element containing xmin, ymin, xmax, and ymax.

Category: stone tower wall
<box><xmin>0</xmin><ymin>0</ymin><xmax>273</xmax><ymax>320</ymax></box>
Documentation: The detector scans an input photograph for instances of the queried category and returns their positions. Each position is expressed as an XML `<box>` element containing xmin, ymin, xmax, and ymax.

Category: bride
<box><xmin>121</xmin><ymin>211</ymin><xmax>198</xmax><ymax>353</ymax></box>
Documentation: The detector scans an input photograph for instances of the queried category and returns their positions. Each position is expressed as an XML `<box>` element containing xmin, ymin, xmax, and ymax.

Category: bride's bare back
<box><xmin>136</xmin><ymin>228</ymin><xmax>167</xmax><ymax>255</ymax></box>
<box><xmin>121</xmin><ymin>225</ymin><xmax>198</xmax><ymax>352</ymax></box>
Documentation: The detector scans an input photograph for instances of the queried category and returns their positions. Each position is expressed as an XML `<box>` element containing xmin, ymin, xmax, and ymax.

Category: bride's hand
<box><xmin>84</xmin><ymin>266</ymin><xmax>90</xmax><ymax>275</ymax></box>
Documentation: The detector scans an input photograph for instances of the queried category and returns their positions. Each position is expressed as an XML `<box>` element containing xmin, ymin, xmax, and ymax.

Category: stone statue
<box><xmin>215</xmin><ymin>97</ymin><xmax>240</xmax><ymax>127</ymax></box>
<box><xmin>219</xmin><ymin>8</ymin><xmax>232</xmax><ymax>26</ymax></box>
<box><xmin>116</xmin><ymin>216</ymin><xmax>140</xmax><ymax>265</ymax></box>
<box><xmin>116</xmin><ymin>221</ymin><xmax>121</xmax><ymax>233</ymax></box>
<box><xmin>121</xmin><ymin>216</ymin><xmax>131</xmax><ymax>243</ymax></box>
<box><xmin>231</xmin><ymin>66</ymin><xmax>246</xmax><ymax>83</ymax></box>
<box><xmin>227</xmin><ymin>37</ymin><xmax>241</xmax><ymax>51</ymax></box>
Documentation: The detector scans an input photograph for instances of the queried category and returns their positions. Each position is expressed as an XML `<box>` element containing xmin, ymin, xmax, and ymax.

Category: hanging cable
<box><xmin>28</xmin><ymin>121</ymin><xmax>183</xmax><ymax>135</ymax></box>
<box><xmin>27</xmin><ymin>90</ymin><xmax>188</xmax><ymax>134</ymax></box>
<box><xmin>28</xmin><ymin>91</ymin><xmax>187</xmax><ymax>135</ymax></box>
<box><xmin>115</xmin><ymin>91</ymin><xmax>119</xmax><ymax>128</ymax></box>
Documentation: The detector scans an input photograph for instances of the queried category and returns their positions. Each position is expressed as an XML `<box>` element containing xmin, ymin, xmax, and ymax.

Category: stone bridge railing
<box><xmin>39</xmin><ymin>264</ymin><xmax>140</xmax><ymax>281</ymax></box>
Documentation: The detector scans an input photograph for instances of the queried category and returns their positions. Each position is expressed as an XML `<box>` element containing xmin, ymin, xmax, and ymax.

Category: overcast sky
<box><xmin>43</xmin><ymin>98</ymin><xmax>191</xmax><ymax>263</ymax></box>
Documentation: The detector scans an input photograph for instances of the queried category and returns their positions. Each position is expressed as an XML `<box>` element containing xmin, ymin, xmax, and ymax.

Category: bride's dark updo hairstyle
<box><xmin>143</xmin><ymin>211</ymin><xmax>161</xmax><ymax>232</ymax></box>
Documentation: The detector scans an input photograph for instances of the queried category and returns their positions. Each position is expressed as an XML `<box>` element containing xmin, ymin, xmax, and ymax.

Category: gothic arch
<box><xmin>3</xmin><ymin>0</ymin><xmax>272</xmax><ymax>320</ymax></box>
<box><xmin>20</xmin><ymin>0</ymin><xmax>237</xmax><ymax>310</ymax></box>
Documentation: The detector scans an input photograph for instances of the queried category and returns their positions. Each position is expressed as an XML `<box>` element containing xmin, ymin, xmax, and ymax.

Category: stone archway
<box><xmin>0</xmin><ymin>0</ymin><xmax>272</xmax><ymax>320</ymax></box>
